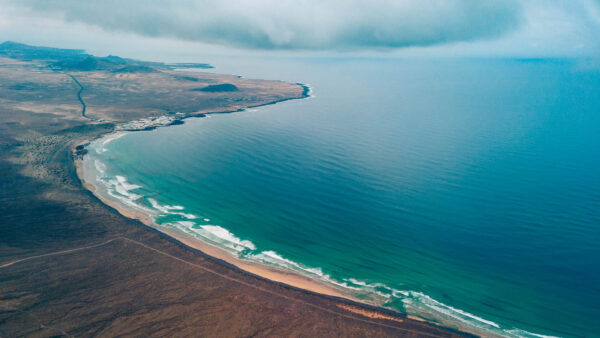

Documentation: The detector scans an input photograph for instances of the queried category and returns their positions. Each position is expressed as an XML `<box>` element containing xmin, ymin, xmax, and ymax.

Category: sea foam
<box><xmin>148</xmin><ymin>198</ymin><xmax>197</xmax><ymax>219</ymax></box>
<box><xmin>95</xmin><ymin>132</ymin><xmax>126</xmax><ymax>154</ymax></box>
<box><xmin>94</xmin><ymin>159</ymin><xmax>106</xmax><ymax>175</ymax></box>
<box><xmin>171</xmin><ymin>221</ymin><xmax>256</xmax><ymax>253</ymax></box>
<box><xmin>403</xmin><ymin>291</ymin><xmax>501</xmax><ymax>329</ymax></box>
<box><xmin>250</xmin><ymin>250</ymin><xmax>326</xmax><ymax>278</ymax></box>
<box><xmin>97</xmin><ymin>174</ymin><xmax>155</xmax><ymax>215</ymax></box>
<box><xmin>112</xmin><ymin>175</ymin><xmax>142</xmax><ymax>200</ymax></box>
<box><xmin>304</xmin><ymin>83</ymin><xmax>315</xmax><ymax>98</ymax></box>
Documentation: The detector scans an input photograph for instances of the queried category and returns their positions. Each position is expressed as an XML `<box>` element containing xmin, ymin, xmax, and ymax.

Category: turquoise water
<box><xmin>86</xmin><ymin>58</ymin><xmax>600</xmax><ymax>337</ymax></box>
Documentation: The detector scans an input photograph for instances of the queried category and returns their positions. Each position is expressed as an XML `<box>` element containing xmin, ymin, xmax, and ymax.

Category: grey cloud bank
<box><xmin>4</xmin><ymin>0</ymin><xmax>525</xmax><ymax>50</ymax></box>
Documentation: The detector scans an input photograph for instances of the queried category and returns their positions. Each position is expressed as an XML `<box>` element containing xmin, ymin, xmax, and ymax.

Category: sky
<box><xmin>0</xmin><ymin>0</ymin><xmax>599</xmax><ymax>59</ymax></box>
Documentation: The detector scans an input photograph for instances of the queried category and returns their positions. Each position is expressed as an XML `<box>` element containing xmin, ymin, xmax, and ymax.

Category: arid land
<box><xmin>0</xmin><ymin>42</ymin><xmax>471</xmax><ymax>337</ymax></box>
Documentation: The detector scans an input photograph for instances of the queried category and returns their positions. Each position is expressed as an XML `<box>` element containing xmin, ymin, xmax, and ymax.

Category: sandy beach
<box><xmin>76</xmin><ymin>154</ymin><xmax>358</xmax><ymax>301</ymax></box>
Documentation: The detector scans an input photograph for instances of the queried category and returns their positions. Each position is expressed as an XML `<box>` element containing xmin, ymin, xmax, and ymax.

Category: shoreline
<box><xmin>73</xmin><ymin>139</ymin><xmax>461</xmax><ymax>331</ymax></box>
<box><xmin>72</xmin><ymin>85</ymin><xmax>374</xmax><ymax>302</ymax></box>
<box><xmin>76</xmin><ymin>156</ymin><xmax>352</xmax><ymax>300</ymax></box>
<box><xmin>71</xmin><ymin>89</ymin><xmax>423</xmax><ymax>321</ymax></box>
<box><xmin>75</xmin><ymin>151</ymin><xmax>462</xmax><ymax>332</ymax></box>
<box><xmin>113</xmin><ymin>83</ymin><xmax>312</xmax><ymax>132</ymax></box>
<box><xmin>72</xmin><ymin>84</ymin><xmax>480</xmax><ymax>337</ymax></box>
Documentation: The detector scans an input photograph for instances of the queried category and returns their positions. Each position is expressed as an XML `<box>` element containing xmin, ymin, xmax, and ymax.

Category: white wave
<box><xmin>409</xmin><ymin>291</ymin><xmax>501</xmax><ymax>329</ymax></box>
<box><xmin>94</xmin><ymin>159</ymin><xmax>106</xmax><ymax>175</ymax></box>
<box><xmin>105</xmin><ymin>189</ymin><xmax>150</xmax><ymax>212</ymax></box>
<box><xmin>249</xmin><ymin>251</ymin><xmax>395</xmax><ymax>300</ymax></box>
<box><xmin>113</xmin><ymin>176</ymin><xmax>141</xmax><ymax>200</ymax></box>
<box><xmin>95</xmin><ymin>132</ymin><xmax>126</xmax><ymax>153</ymax></box>
<box><xmin>100</xmin><ymin>177</ymin><xmax>155</xmax><ymax>215</ymax></box>
<box><xmin>162</xmin><ymin>204</ymin><xmax>185</xmax><ymax>210</ymax></box>
<box><xmin>504</xmin><ymin>329</ymin><xmax>560</xmax><ymax>338</ymax></box>
<box><xmin>346</xmin><ymin>278</ymin><xmax>395</xmax><ymax>292</ymax></box>
<box><xmin>106</xmin><ymin>175</ymin><xmax>142</xmax><ymax>201</ymax></box>
<box><xmin>170</xmin><ymin>221</ymin><xmax>256</xmax><ymax>253</ymax></box>
<box><xmin>392</xmin><ymin>289</ymin><xmax>410</xmax><ymax>297</ymax></box>
<box><xmin>339</xmin><ymin>278</ymin><xmax>400</xmax><ymax>299</ymax></box>
<box><xmin>176</xmin><ymin>221</ymin><xmax>196</xmax><ymax>228</ymax></box>
<box><xmin>203</xmin><ymin>218</ymin><xmax>211</xmax><ymax>222</ymax></box>
<box><xmin>201</xmin><ymin>225</ymin><xmax>256</xmax><ymax>251</ymax></box>
<box><xmin>248</xmin><ymin>250</ymin><xmax>379</xmax><ymax>296</ymax></box>
<box><xmin>303</xmin><ymin>83</ymin><xmax>315</xmax><ymax>98</ymax></box>
<box><xmin>147</xmin><ymin>198</ymin><xmax>197</xmax><ymax>219</ymax></box>
<box><xmin>250</xmin><ymin>250</ymin><xmax>326</xmax><ymax>278</ymax></box>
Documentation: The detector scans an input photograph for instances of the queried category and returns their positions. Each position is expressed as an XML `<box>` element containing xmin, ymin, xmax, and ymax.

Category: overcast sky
<box><xmin>0</xmin><ymin>0</ymin><xmax>599</xmax><ymax>58</ymax></box>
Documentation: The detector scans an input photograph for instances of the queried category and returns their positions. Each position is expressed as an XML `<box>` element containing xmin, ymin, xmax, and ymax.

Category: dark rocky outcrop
<box><xmin>192</xmin><ymin>83</ymin><xmax>239</xmax><ymax>92</ymax></box>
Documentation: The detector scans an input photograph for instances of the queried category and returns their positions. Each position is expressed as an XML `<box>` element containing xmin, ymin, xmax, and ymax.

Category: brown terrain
<box><xmin>0</xmin><ymin>43</ymin><xmax>472</xmax><ymax>337</ymax></box>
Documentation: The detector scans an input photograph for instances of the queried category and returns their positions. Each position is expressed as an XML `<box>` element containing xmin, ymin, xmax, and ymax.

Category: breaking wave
<box><xmin>148</xmin><ymin>198</ymin><xmax>197</xmax><ymax>219</ymax></box>
<box><xmin>95</xmin><ymin>132</ymin><xmax>126</xmax><ymax>154</ymax></box>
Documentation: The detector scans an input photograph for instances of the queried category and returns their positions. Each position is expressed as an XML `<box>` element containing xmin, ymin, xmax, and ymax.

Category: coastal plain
<box><xmin>0</xmin><ymin>43</ymin><xmax>469</xmax><ymax>337</ymax></box>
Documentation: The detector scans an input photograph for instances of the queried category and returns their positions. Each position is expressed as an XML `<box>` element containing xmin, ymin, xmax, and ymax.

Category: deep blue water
<box><xmin>87</xmin><ymin>57</ymin><xmax>600</xmax><ymax>337</ymax></box>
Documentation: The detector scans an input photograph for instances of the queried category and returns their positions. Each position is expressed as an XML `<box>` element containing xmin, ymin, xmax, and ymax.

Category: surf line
<box><xmin>0</xmin><ymin>236</ymin><xmax>448</xmax><ymax>337</ymax></box>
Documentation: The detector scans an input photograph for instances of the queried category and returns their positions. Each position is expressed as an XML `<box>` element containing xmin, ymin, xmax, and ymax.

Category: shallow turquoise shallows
<box><xmin>87</xmin><ymin>57</ymin><xmax>600</xmax><ymax>337</ymax></box>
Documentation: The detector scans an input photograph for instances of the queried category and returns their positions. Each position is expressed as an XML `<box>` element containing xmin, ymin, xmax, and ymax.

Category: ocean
<box><xmin>83</xmin><ymin>57</ymin><xmax>600</xmax><ymax>337</ymax></box>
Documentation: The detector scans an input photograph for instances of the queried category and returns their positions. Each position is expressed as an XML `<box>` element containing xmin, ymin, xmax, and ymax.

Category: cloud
<box><xmin>2</xmin><ymin>0</ymin><xmax>524</xmax><ymax>50</ymax></box>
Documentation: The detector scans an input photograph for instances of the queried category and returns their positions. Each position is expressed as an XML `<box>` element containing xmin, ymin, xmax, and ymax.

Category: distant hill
<box><xmin>0</xmin><ymin>41</ymin><xmax>85</xmax><ymax>62</ymax></box>
<box><xmin>0</xmin><ymin>41</ymin><xmax>212</xmax><ymax>72</ymax></box>
<box><xmin>192</xmin><ymin>83</ymin><xmax>239</xmax><ymax>92</ymax></box>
